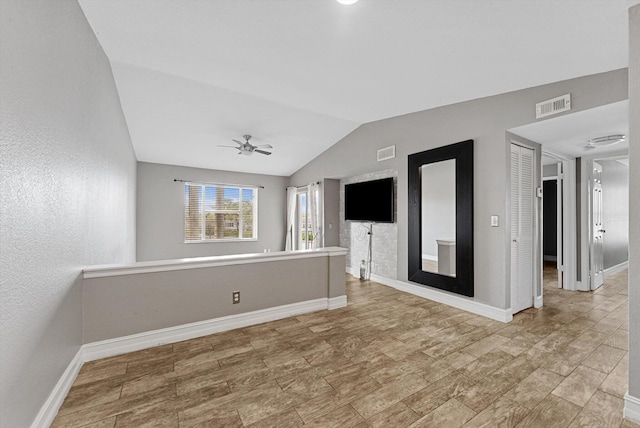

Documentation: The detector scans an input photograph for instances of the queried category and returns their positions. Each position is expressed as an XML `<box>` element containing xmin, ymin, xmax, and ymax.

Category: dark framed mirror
<box><xmin>408</xmin><ymin>140</ymin><xmax>474</xmax><ymax>297</ymax></box>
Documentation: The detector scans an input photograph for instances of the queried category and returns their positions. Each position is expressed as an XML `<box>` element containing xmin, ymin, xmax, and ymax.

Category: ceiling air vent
<box><xmin>536</xmin><ymin>94</ymin><xmax>571</xmax><ymax>119</ymax></box>
<box><xmin>377</xmin><ymin>145</ymin><xmax>396</xmax><ymax>162</ymax></box>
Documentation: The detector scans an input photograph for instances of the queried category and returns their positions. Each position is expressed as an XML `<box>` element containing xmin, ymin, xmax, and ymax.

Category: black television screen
<box><xmin>345</xmin><ymin>177</ymin><xmax>394</xmax><ymax>223</ymax></box>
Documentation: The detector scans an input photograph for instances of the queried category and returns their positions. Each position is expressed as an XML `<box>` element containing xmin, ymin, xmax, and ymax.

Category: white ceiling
<box><xmin>511</xmin><ymin>101</ymin><xmax>629</xmax><ymax>159</ymax></box>
<box><xmin>78</xmin><ymin>0</ymin><xmax>638</xmax><ymax>176</ymax></box>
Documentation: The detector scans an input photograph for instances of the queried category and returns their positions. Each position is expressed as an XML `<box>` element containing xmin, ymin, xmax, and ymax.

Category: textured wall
<box><xmin>340</xmin><ymin>170</ymin><xmax>398</xmax><ymax>279</ymax></box>
<box><xmin>628</xmin><ymin>2</ymin><xmax>640</xmax><ymax>402</ymax></box>
<box><xmin>84</xmin><ymin>257</ymin><xmax>330</xmax><ymax>343</ymax></box>
<box><xmin>290</xmin><ymin>69</ymin><xmax>627</xmax><ymax>309</ymax></box>
<box><xmin>0</xmin><ymin>1</ymin><xmax>136</xmax><ymax>426</ymax></box>
<box><xmin>600</xmin><ymin>160</ymin><xmax>629</xmax><ymax>270</ymax></box>
<box><xmin>136</xmin><ymin>162</ymin><xmax>288</xmax><ymax>261</ymax></box>
<box><xmin>322</xmin><ymin>179</ymin><xmax>341</xmax><ymax>247</ymax></box>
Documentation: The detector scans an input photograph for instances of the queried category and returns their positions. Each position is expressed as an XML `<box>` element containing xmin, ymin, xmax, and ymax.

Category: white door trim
<box><xmin>510</xmin><ymin>141</ymin><xmax>540</xmax><ymax>314</ymax></box>
<box><xmin>542</xmin><ymin>149</ymin><xmax>577</xmax><ymax>291</ymax></box>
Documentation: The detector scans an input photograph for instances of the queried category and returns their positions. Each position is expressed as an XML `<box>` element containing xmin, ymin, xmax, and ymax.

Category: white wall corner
<box><xmin>30</xmin><ymin>348</ymin><xmax>84</xmax><ymax>428</ymax></box>
<box><xmin>534</xmin><ymin>296</ymin><xmax>543</xmax><ymax>308</ymax></box>
<box><xmin>328</xmin><ymin>295</ymin><xmax>348</xmax><ymax>309</ymax></box>
<box><xmin>624</xmin><ymin>393</ymin><xmax>640</xmax><ymax>425</ymax></box>
<box><xmin>604</xmin><ymin>261</ymin><xmax>629</xmax><ymax>276</ymax></box>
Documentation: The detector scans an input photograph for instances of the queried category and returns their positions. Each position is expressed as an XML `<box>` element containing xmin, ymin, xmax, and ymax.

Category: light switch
<box><xmin>491</xmin><ymin>215</ymin><xmax>499</xmax><ymax>227</ymax></box>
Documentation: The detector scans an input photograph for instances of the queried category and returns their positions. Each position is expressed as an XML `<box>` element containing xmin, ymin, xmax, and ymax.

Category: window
<box><xmin>296</xmin><ymin>184</ymin><xmax>321</xmax><ymax>250</ymax></box>
<box><xmin>184</xmin><ymin>183</ymin><xmax>257</xmax><ymax>242</ymax></box>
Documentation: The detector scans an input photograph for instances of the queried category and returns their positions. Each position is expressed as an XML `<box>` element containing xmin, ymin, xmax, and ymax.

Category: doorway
<box><xmin>542</xmin><ymin>155</ymin><xmax>564</xmax><ymax>291</ymax></box>
<box><xmin>581</xmin><ymin>156</ymin><xmax>630</xmax><ymax>290</ymax></box>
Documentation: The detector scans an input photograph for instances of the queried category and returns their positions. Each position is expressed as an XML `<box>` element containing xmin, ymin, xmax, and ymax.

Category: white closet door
<box><xmin>511</xmin><ymin>144</ymin><xmax>534</xmax><ymax>314</ymax></box>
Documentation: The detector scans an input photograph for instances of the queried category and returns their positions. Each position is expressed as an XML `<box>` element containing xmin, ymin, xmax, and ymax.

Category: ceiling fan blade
<box><xmin>218</xmin><ymin>145</ymin><xmax>238</xmax><ymax>148</ymax></box>
<box><xmin>231</xmin><ymin>139</ymin><xmax>244</xmax><ymax>146</ymax></box>
<box><xmin>255</xmin><ymin>144</ymin><xmax>273</xmax><ymax>149</ymax></box>
<box><xmin>254</xmin><ymin>149</ymin><xmax>272</xmax><ymax>155</ymax></box>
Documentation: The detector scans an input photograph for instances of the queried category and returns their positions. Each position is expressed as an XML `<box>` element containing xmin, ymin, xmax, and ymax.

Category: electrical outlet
<box><xmin>232</xmin><ymin>291</ymin><xmax>240</xmax><ymax>304</ymax></box>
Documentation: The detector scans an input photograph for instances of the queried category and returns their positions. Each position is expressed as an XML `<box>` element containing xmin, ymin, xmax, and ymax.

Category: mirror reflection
<box><xmin>421</xmin><ymin>159</ymin><xmax>456</xmax><ymax>277</ymax></box>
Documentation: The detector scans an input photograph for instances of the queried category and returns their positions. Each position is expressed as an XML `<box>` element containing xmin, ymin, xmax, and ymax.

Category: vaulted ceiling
<box><xmin>79</xmin><ymin>0</ymin><xmax>637</xmax><ymax>176</ymax></box>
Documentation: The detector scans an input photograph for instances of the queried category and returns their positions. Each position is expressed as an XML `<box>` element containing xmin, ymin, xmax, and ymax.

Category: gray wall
<box><xmin>543</xmin><ymin>163</ymin><xmax>558</xmax><ymax>178</ymax></box>
<box><xmin>83</xmin><ymin>253</ymin><xmax>345</xmax><ymax>342</ymax></box>
<box><xmin>340</xmin><ymin>170</ymin><xmax>398</xmax><ymax>279</ymax></box>
<box><xmin>136</xmin><ymin>162</ymin><xmax>288</xmax><ymax>261</ymax></box>
<box><xmin>628</xmin><ymin>2</ymin><xmax>640</xmax><ymax>402</ymax></box>
<box><xmin>290</xmin><ymin>69</ymin><xmax>627</xmax><ymax>309</ymax></box>
<box><xmin>323</xmin><ymin>179</ymin><xmax>341</xmax><ymax>247</ymax></box>
<box><xmin>0</xmin><ymin>1</ymin><xmax>137</xmax><ymax>426</ymax></box>
<box><xmin>600</xmin><ymin>160</ymin><xmax>629</xmax><ymax>270</ymax></box>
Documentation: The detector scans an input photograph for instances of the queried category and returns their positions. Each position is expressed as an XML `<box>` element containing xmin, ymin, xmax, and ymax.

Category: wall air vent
<box><xmin>377</xmin><ymin>145</ymin><xmax>396</xmax><ymax>162</ymax></box>
<box><xmin>536</xmin><ymin>94</ymin><xmax>571</xmax><ymax>119</ymax></box>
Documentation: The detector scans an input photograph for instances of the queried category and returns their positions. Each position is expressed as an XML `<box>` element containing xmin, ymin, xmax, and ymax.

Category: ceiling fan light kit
<box><xmin>218</xmin><ymin>134</ymin><xmax>273</xmax><ymax>156</ymax></box>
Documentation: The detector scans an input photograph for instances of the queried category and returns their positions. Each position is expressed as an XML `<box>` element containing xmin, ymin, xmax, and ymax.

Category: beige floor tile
<box><xmin>604</xmin><ymin>328</ymin><xmax>629</xmax><ymax>351</ymax></box>
<box><xmin>408</xmin><ymin>398</ymin><xmax>476</xmax><ymax>427</ymax></box>
<box><xmin>350</xmin><ymin>374</ymin><xmax>428</xmax><ymax>419</ymax></box>
<box><xmin>304</xmin><ymin>404</ymin><xmax>365</xmax><ymax>427</ymax></box>
<box><xmin>568</xmin><ymin>390</ymin><xmax>623</xmax><ymax>428</ymax></box>
<box><xmin>463</xmin><ymin>397</ymin><xmax>530</xmax><ymax>428</ymax></box>
<box><xmin>599</xmin><ymin>354</ymin><xmax>629</xmax><ymax>398</ymax></box>
<box><xmin>582</xmin><ymin>344</ymin><xmax>626</xmax><ymax>374</ymax></box>
<box><xmin>52</xmin><ymin>269</ymin><xmax>632</xmax><ymax>428</ymax></box>
<box><xmin>366</xmin><ymin>401</ymin><xmax>420</xmax><ymax>427</ymax></box>
<box><xmin>552</xmin><ymin>365</ymin><xmax>607</xmax><ymax>407</ymax></box>
<box><xmin>245</xmin><ymin>408</ymin><xmax>303</xmax><ymax>428</ymax></box>
<box><xmin>515</xmin><ymin>394</ymin><xmax>581</xmax><ymax>428</ymax></box>
<box><xmin>508</xmin><ymin>367</ymin><xmax>565</xmax><ymax>410</ymax></box>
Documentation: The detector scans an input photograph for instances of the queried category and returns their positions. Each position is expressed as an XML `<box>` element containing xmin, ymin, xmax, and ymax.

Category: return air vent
<box><xmin>377</xmin><ymin>145</ymin><xmax>396</xmax><ymax>162</ymax></box>
<box><xmin>536</xmin><ymin>94</ymin><xmax>571</xmax><ymax>119</ymax></box>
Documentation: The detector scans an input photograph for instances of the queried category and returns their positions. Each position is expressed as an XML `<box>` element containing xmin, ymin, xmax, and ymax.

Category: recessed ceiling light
<box><xmin>336</xmin><ymin>0</ymin><xmax>358</xmax><ymax>5</ymax></box>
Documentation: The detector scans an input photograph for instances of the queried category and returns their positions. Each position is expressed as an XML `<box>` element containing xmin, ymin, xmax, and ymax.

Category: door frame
<box><xmin>542</xmin><ymin>149</ymin><xmax>578</xmax><ymax>291</ymax></box>
<box><xmin>578</xmin><ymin>151</ymin><xmax>629</xmax><ymax>290</ymax></box>
<box><xmin>591</xmin><ymin>161</ymin><xmax>605</xmax><ymax>290</ymax></box>
<box><xmin>542</xmin><ymin>174</ymin><xmax>562</xmax><ymax>289</ymax></box>
<box><xmin>508</xmin><ymin>139</ymin><xmax>542</xmax><ymax>313</ymax></box>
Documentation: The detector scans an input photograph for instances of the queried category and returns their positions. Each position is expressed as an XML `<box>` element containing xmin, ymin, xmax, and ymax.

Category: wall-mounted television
<box><xmin>345</xmin><ymin>177</ymin><xmax>394</xmax><ymax>223</ymax></box>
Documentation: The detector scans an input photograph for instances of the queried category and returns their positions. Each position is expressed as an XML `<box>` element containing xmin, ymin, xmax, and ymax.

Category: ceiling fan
<box><xmin>584</xmin><ymin>134</ymin><xmax>626</xmax><ymax>151</ymax></box>
<box><xmin>218</xmin><ymin>134</ymin><xmax>272</xmax><ymax>156</ymax></box>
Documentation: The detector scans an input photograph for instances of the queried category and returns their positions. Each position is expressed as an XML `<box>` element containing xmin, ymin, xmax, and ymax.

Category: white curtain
<box><xmin>308</xmin><ymin>182</ymin><xmax>322</xmax><ymax>249</ymax></box>
<box><xmin>285</xmin><ymin>187</ymin><xmax>297</xmax><ymax>251</ymax></box>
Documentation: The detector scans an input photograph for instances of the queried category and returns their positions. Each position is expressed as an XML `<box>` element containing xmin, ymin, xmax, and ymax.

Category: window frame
<box><xmin>183</xmin><ymin>182</ymin><xmax>258</xmax><ymax>243</ymax></box>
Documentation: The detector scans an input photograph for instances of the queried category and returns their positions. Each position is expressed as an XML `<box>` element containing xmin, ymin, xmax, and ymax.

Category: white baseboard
<box><xmin>328</xmin><ymin>295</ymin><xmax>348</xmax><ymax>309</ymax></box>
<box><xmin>349</xmin><ymin>268</ymin><xmax>511</xmax><ymax>323</ymax></box>
<box><xmin>30</xmin><ymin>348</ymin><xmax>84</xmax><ymax>428</ymax></box>
<box><xmin>624</xmin><ymin>393</ymin><xmax>640</xmax><ymax>424</ymax></box>
<box><xmin>604</xmin><ymin>261</ymin><xmax>629</xmax><ymax>276</ymax></box>
<box><xmin>82</xmin><ymin>297</ymin><xmax>336</xmax><ymax>362</ymax></box>
<box><xmin>34</xmin><ymin>295</ymin><xmax>346</xmax><ymax>425</ymax></box>
<box><xmin>534</xmin><ymin>295</ymin><xmax>543</xmax><ymax>308</ymax></box>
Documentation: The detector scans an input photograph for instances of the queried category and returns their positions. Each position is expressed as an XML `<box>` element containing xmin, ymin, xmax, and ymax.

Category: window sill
<box><xmin>183</xmin><ymin>238</ymin><xmax>258</xmax><ymax>244</ymax></box>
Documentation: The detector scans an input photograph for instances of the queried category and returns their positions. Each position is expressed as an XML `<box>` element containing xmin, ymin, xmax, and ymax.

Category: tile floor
<box><xmin>52</xmin><ymin>267</ymin><xmax>638</xmax><ymax>427</ymax></box>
